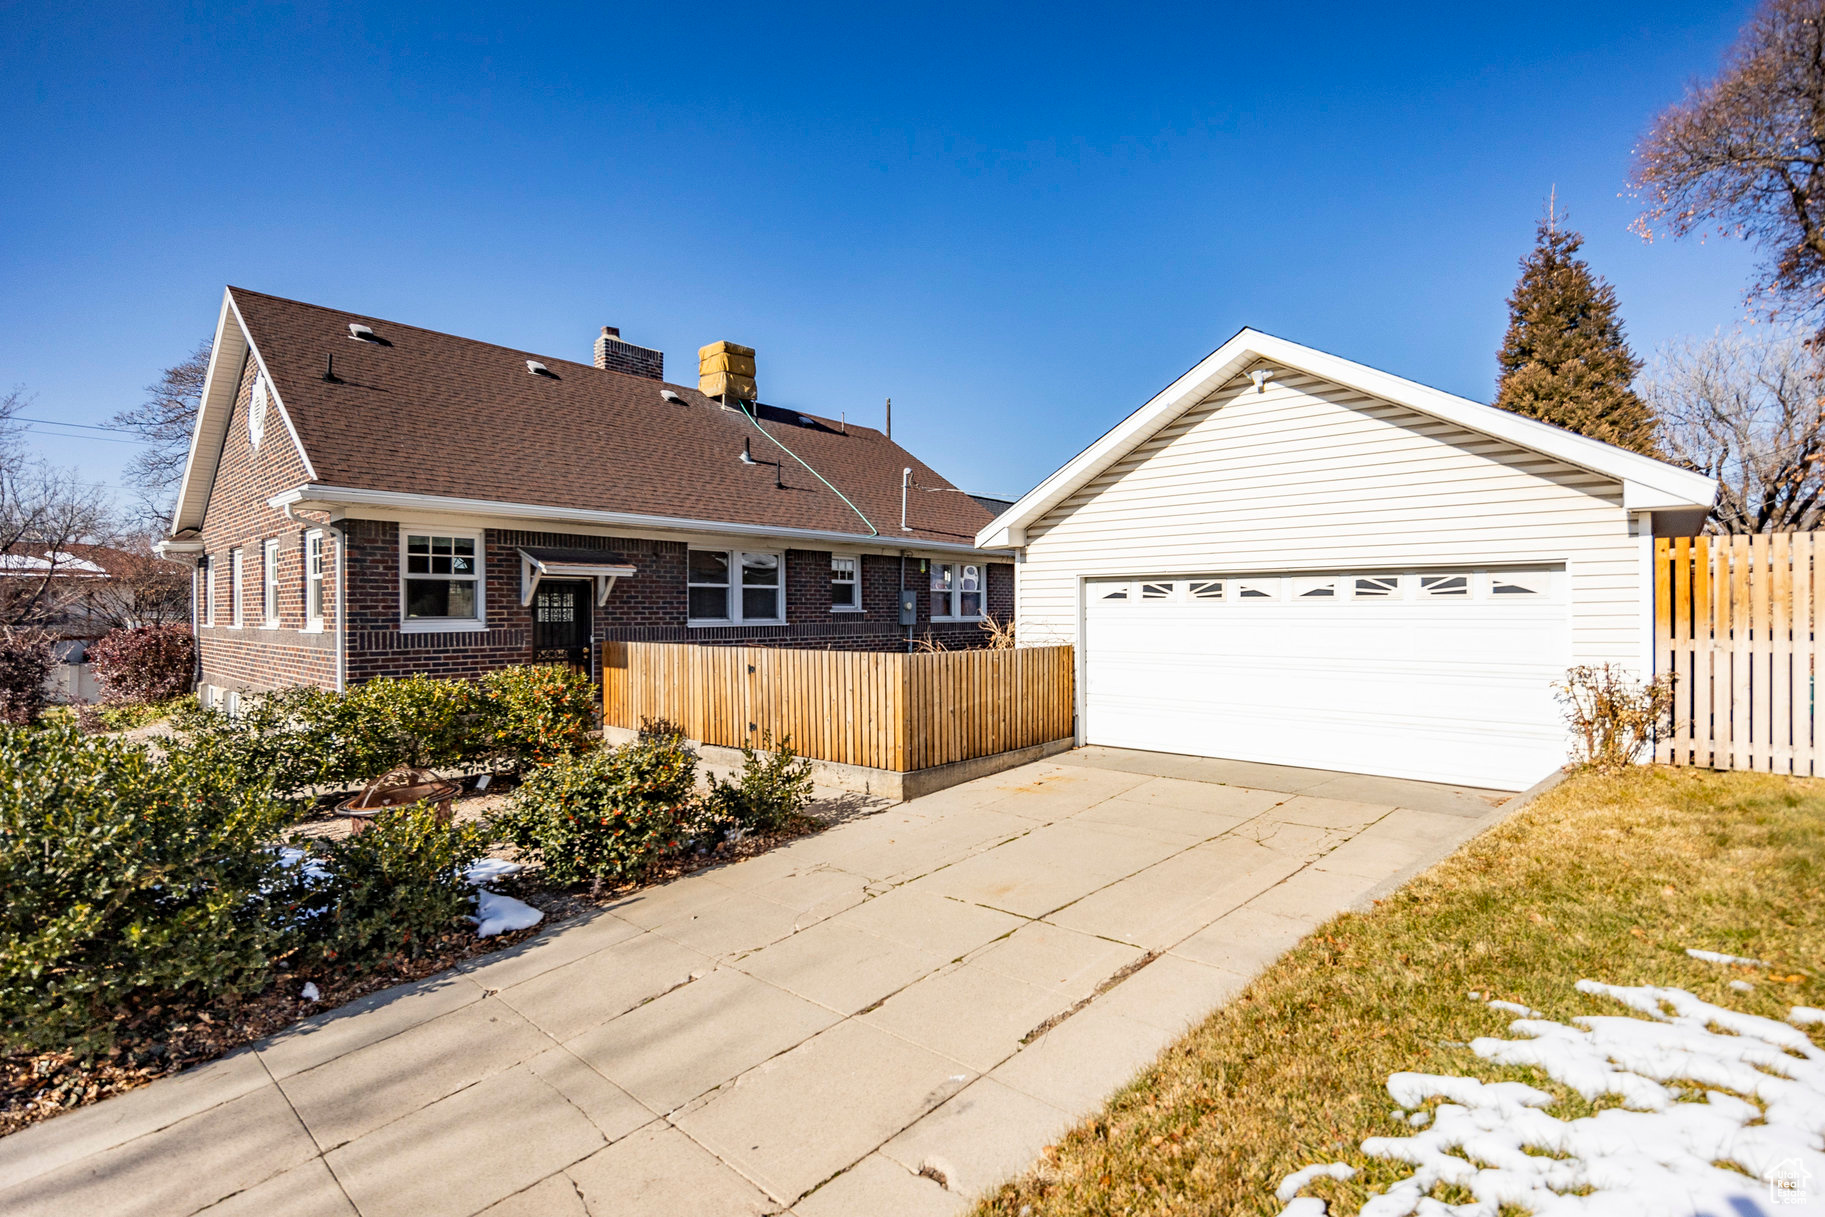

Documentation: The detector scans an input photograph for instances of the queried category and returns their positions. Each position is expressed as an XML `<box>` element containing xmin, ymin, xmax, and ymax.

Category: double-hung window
<box><xmin>202</xmin><ymin>557</ymin><xmax>216</xmax><ymax>627</ymax></box>
<box><xmin>929</xmin><ymin>561</ymin><xmax>983</xmax><ymax>620</ymax></box>
<box><xmin>305</xmin><ymin>531</ymin><xmax>325</xmax><ymax>630</ymax></box>
<box><xmin>687</xmin><ymin>549</ymin><xmax>783</xmax><ymax>624</ymax></box>
<box><xmin>229</xmin><ymin>548</ymin><xmax>244</xmax><ymax>628</ymax></box>
<box><xmin>402</xmin><ymin>530</ymin><xmax>483</xmax><ymax>627</ymax></box>
<box><xmin>830</xmin><ymin>555</ymin><xmax>860</xmax><ymax>611</ymax></box>
<box><xmin>262</xmin><ymin>539</ymin><xmax>280</xmax><ymax>627</ymax></box>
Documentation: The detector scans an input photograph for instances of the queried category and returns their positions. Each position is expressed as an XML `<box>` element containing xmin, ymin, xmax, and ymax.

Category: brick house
<box><xmin>160</xmin><ymin>288</ymin><xmax>1014</xmax><ymax>699</ymax></box>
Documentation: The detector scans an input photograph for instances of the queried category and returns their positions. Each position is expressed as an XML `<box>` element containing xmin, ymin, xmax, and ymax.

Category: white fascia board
<box><xmin>976</xmin><ymin>328</ymin><xmax>1717</xmax><ymax>548</ymax></box>
<box><xmin>153</xmin><ymin>539</ymin><xmax>205</xmax><ymax>557</ymax></box>
<box><xmin>268</xmin><ymin>485</ymin><xmax>1002</xmax><ymax>558</ymax></box>
<box><xmin>169</xmin><ymin>288</ymin><xmax>319</xmax><ymax>536</ymax></box>
<box><xmin>170</xmin><ymin>292</ymin><xmax>243</xmax><ymax>534</ymax></box>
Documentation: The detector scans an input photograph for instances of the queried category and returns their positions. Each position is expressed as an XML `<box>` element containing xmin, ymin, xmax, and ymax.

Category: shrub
<box><xmin>87</xmin><ymin>624</ymin><xmax>196</xmax><ymax>704</ymax></box>
<box><xmin>1556</xmin><ymin>663</ymin><xmax>1676</xmax><ymax>771</ymax></box>
<box><xmin>335</xmin><ymin>674</ymin><xmax>478</xmax><ymax>774</ymax></box>
<box><xmin>173</xmin><ymin>686</ymin><xmax>342</xmax><ymax>797</ymax></box>
<box><xmin>0</xmin><ymin>724</ymin><xmax>300</xmax><ymax>1055</ymax></box>
<box><xmin>290</xmin><ymin>808</ymin><xmax>488</xmax><ymax>969</ymax></box>
<box><xmin>501</xmin><ymin>735</ymin><xmax>697</xmax><ymax>895</ymax></box>
<box><xmin>477</xmin><ymin>664</ymin><xmax>599</xmax><ymax>771</ymax></box>
<box><xmin>0</xmin><ymin>627</ymin><xmax>55</xmax><ymax>726</ymax></box>
<box><xmin>706</xmin><ymin>734</ymin><xmax>815</xmax><ymax>834</ymax></box>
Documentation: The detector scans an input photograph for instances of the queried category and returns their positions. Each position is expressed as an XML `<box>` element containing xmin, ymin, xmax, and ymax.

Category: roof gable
<box><xmin>978</xmin><ymin>329</ymin><xmax>1717</xmax><ymax>548</ymax></box>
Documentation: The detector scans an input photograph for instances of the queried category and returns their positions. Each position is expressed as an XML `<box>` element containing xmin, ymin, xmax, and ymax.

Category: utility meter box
<box><xmin>898</xmin><ymin>589</ymin><xmax>918</xmax><ymax>625</ymax></box>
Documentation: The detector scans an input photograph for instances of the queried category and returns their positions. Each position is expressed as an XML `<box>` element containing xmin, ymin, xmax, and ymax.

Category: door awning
<box><xmin>518</xmin><ymin>548</ymin><xmax>638</xmax><ymax>606</ymax></box>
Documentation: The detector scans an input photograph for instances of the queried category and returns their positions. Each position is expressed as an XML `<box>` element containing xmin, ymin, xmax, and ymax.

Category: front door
<box><xmin>532</xmin><ymin>580</ymin><xmax>592</xmax><ymax>673</ymax></box>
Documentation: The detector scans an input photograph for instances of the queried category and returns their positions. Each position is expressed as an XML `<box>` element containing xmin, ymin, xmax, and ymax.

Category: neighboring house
<box><xmin>978</xmin><ymin>329</ymin><xmax>1716</xmax><ymax>791</ymax></box>
<box><xmin>160</xmin><ymin>288</ymin><xmax>1013</xmax><ymax>699</ymax></box>
<box><xmin>0</xmin><ymin>542</ymin><xmax>186</xmax><ymax>702</ymax></box>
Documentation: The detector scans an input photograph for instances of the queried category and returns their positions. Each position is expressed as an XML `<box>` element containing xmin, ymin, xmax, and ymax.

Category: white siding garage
<box><xmin>980</xmin><ymin>330</ymin><xmax>1716</xmax><ymax>791</ymax></box>
<box><xmin>1082</xmin><ymin>568</ymin><xmax>1570</xmax><ymax>788</ymax></box>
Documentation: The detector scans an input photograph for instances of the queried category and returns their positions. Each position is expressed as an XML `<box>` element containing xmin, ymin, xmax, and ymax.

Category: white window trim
<box><xmin>229</xmin><ymin>548</ymin><xmax>244</xmax><ymax>629</ymax></box>
<box><xmin>399</xmin><ymin>525</ymin><xmax>487</xmax><ymax>634</ymax></box>
<box><xmin>687</xmin><ymin>548</ymin><xmax>786</xmax><ymax>626</ymax></box>
<box><xmin>261</xmin><ymin>539</ymin><xmax>281</xmax><ymax>627</ymax></box>
<box><xmin>203</xmin><ymin>557</ymin><xmax>217</xmax><ymax>627</ymax></box>
<box><xmin>929</xmin><ymin>560</ymin><xmax>985</xmax><ymax>622</ymax></box>
<box><xmin>829</xmin><ymin>552</ymin><xmax>863</xmax><ymax>613</ymax></box>
<box><xmin>304</xmin><ymin>530</ymin><xmax>325</xmax><ymax>633</ymax></box>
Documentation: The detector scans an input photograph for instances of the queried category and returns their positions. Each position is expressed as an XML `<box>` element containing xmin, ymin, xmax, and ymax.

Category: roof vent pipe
<box><xmin>901</xmin><ymin>467</ymin><xmax>913</xmax><ymax>532</ymax></box>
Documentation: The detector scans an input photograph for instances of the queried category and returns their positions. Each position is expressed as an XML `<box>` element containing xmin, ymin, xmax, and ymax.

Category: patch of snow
<box><xmin>1274</xmin><ymin>980</ymin><xmax>1825</xmax><ymax>1216</ymax></box>
<box><xmin>1275</xmin><ymin>1163</ymin><xmax>1355</xmax><ymax>1204</ymax></box>
<box><xmin>275</xmin><ymin>846</ymin><xmax>329</xmax><ymax>882</ymax></box>
<box><xmin>1685</xmin><ymin>947</ymin><xmax>1769</xmax><ymax>967</ymax></box>
<box><xmin>1487</xmin><ymin>999</ymin><xmax>1541</xmax><ymax>1017</ymax></box>
<box><xmin>1731</xmin><ymin>979</ymin><xmax>1755</xmax><ymax>993</ymax></box>
<box><xmin>463</xmin><ymin>857</ymin><xmax>523</xmax><ymax>886</ymax></box>
<box><xmin>1407</xmin><ymin>1110</ymin><xmax>1430</xmax><ymax>1128</ymax></box>
<box><xmin>470</xmin><ymin>889</ymin><xmax>542</xmax><ymax>938</ymax></box>
<box><xmin>1793</xmin><ymin>1008</ymin><xmax>1825</xmax><ymax>1028</ymax></box>
<box><xmin>300</xmin><ymin>982</ymin><xmax>320</xmax><ymax>1002</ymax></box>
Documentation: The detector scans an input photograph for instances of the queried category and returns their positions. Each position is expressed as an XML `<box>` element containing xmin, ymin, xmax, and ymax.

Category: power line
<box><xmin>19</xmin><ymin>425</ymin><xmax>144</xmax><ymax>446</ymax></box>
<box><xmin>14</xmin><ymin>416</ymin><xmax>137</xmax><ymax>434</ymax></box>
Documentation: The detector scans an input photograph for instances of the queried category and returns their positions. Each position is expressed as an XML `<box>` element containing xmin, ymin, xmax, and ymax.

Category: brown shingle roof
<box><xmin>231</xmin><ymin>288</ymin><xmax>994</xmax><ymax>548</ymax></box>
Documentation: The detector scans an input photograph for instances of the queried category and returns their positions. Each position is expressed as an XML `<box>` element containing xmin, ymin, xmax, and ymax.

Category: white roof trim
<box><xmin>269</xmin><ymin>484</ymin><xmax>1003</xmax><ymax>557</ymax></box>
<box><xmin>169</xmin><ymin>288</ymin><xmax>317</xmax><ymax>535</ymax></box>
<box><xmin>977</xmin><ymin>328</ymin><xmax>1717</xmax><ymax>548</ymax></box>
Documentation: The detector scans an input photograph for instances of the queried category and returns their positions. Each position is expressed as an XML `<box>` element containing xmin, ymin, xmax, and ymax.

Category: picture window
<box><xmin>403</xmin><ymin>532</ymin><xmax>481</xmax><ymax>622</ymax></box>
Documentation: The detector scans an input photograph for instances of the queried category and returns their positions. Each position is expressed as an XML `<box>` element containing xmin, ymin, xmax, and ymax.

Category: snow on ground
<box><xmin>470</xmin><ymin>889</ymin><xmax>543</xmax><ymax>938</ymax></box>
<box><xmin>463</xmin><ymin>857</ymin><xmax>523</xmax><ymax>886</ymax></box>
<box><xmin>1274</xmin><ymin>980</ymin><xmax>1825</xmax><ymax>1215</ymax></box>
<box><xmin>1686</xmin><ymin>947</ymin><xmax>1770</xmax><ymax>967</ymax></box>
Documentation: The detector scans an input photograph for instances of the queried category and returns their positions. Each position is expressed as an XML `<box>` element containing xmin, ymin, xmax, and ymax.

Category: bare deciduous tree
<box><xmin>108</xmin><ymin>339</ymin><xmax>210</xmax><ymax>531</ymax></box>
<box><xmin>1643</xmin><ymin>328</ymin><xmax>1825</xmax><ymax>532</ymax></box>
<box><xmin>85</xmin><ymin>535</ymin><xmax>191</xmax><ymax>629</ymax></box>
<box><xmin>0</xmin><ymin>386</ymin><xmax>113</xmax><ymax>629</ymax></box>
<box><xmin>1631</xmin><ymin>0</ymin><xmax>1825</xmax><ymax>332</ymax></box>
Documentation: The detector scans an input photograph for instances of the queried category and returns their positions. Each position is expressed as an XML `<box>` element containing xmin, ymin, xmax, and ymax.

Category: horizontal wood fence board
<box><xmin>603</xmin><ymin>642</ymin><xmax>1074</xmax><ymax>773</ymax></box>
<box><xmin>1656</xmin><ymin>533</ymin><xmax>1820</xmax><ymax>775</ymax></box>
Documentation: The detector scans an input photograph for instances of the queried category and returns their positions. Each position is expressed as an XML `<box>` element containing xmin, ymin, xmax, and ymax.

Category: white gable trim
<box><xmin>977</xmin><ymin>329</ymin><xmax>1717</xmax><ymax>548</ymax></box>
<box><xmin>169</xmin><ymin>288</ymin><xmax>317</xmax><ymax>535</ymax></box>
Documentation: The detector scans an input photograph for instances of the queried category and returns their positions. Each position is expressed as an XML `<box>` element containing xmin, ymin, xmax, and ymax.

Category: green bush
<box><xmin>501</xmin><ymin>735</ymin><xmax>696</xmax><ymax>895</ymax></box>
<box><xmin>174</xmin><ymin>667</ymin><xmax>595</xmax><ymax>796</ymax></box>
<box><xmin>707</xmin><ymin>734</ymin><xmax>815</xmax><ymax>834</ymax></box>
<box><xmin>290</xmin><ymin>808</ymin><xmax>488</xmax><ymax>969</ymax></box>
<box><xmin>476</xmin><ymin>664</ymin><xmax>599</xmax><ymax>771</ymax></box>
<box><xmin>0</xmin><ymin>724</ymin><xmax>301</xmax><ymax>1055</ymax></box>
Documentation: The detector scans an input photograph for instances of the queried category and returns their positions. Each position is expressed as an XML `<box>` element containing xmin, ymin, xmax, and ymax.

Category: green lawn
<box><xmin>973</xmin><ymin>767</ymin><xmax>1825</xmax><ymax>1217</ymax></box>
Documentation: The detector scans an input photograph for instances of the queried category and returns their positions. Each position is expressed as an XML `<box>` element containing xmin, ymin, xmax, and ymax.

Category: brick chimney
<box><xmin>594</xmin><ymin>326</ymin><xmax>664</xmax><ymax>380</ymax></box>
<box><xmin>698</xmin><ymin>341</ymin><xmax>757</xmax><ymax>402</ymax></box>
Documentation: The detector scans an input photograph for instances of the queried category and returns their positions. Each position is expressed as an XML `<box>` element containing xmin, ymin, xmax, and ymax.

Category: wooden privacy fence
<box><xmin>1655</xmin><ymin>533</ymin><xmax>1822</xmax><ymax>774</ymax></box>
<box><xmin>601</xmin><ymin>642</ymin><xmax>1076</xmax><ymax>773</ymax></box>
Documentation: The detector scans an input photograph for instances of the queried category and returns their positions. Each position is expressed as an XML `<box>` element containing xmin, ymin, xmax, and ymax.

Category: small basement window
<box><xmin>402</xmin><ymin>530</ymin><xmax>483</xmax><ymax>626</ymax></box>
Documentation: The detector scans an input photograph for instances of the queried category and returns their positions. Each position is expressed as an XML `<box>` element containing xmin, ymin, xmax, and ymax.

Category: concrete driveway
<box><xmin>0</xmin><ymin>748</ymin><xmax>1515</xmax><ymax>1217</ymax></box>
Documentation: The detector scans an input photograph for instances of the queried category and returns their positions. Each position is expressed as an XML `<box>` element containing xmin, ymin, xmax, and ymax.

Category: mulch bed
<box><xmin>0</xmin><ymin>802</ymin><xmax>825</xmax><ymax>1138</ymax></box>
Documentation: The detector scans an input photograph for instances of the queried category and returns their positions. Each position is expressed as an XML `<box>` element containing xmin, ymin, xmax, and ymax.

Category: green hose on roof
<box><xmin>739</xmin><ymin>402</ymin><xmax>880</xmax><ymax>537</ymax></box>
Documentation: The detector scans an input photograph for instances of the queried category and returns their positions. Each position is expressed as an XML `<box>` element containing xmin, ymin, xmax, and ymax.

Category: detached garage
<box><xmin>978</xmin><ymin>330</ymin><xmax>1716</xmax><ymax>791</ymax></box>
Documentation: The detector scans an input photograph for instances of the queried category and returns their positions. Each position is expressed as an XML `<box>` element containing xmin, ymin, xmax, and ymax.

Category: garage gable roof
<box><xmin>977</xmin><ymin>329</ymin><xmax>1718</xmax><ymax>548</ymax></box>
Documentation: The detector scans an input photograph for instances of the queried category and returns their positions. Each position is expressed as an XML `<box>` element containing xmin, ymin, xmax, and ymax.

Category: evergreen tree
<box><xmin>1495</xmin><ymin>205</ymin><xmax>1658</xmax><ymax>455</ymax></box>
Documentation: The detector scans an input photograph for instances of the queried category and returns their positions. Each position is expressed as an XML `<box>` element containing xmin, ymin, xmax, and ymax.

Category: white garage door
<box><xmin>1082</xmin><ymin>568</ymin><xmax>1570</xmax><ymax>790</ymax></box>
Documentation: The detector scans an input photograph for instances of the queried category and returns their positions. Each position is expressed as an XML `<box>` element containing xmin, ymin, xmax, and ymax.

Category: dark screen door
<box><xmin>532</xmin><ymin>580</ymin><xmax>592</xmax><ymax>671</ymax></box>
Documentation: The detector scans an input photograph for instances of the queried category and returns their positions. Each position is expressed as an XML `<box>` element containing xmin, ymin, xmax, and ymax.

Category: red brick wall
<box><xmin>193</xmin><ymin>351</ymin><xmax>340</xmax><ymax>693</ymax></box>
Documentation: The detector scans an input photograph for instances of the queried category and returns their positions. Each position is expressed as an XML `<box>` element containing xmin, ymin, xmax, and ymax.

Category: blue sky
<box><xmin>0</xmin><ymin>2</ymin><xmax>1763</xmax><ymax>508</ymax></box>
